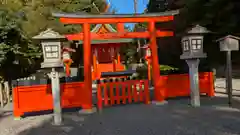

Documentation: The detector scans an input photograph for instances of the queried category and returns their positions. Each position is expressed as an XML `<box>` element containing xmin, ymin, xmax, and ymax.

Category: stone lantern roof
<box><xmin>32</xmin><ymin>28</ymin><xmax>66</xmax><ymax>40</ymax></box>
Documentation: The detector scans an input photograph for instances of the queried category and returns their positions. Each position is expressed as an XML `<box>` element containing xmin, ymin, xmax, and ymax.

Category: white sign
<box><xmin>62</xmin><ymin>52</ymin><xmax>70</xmax><ymax>60</ymax></box>
<box><xmin>146</xmin><ymin>48</ymin><xmax>151</xmax><ymax>57</ymax></box>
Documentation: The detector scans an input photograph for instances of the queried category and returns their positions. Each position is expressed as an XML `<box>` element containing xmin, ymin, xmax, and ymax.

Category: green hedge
<box><xmin>135</xmin><ymin>64</ymin><xmax>179</xmax><ymax>79</ymax></box>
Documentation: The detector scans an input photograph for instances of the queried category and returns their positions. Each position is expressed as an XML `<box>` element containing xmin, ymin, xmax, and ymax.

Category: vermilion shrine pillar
<box><xmin>83</xmin><ymin>23</ymin><xmax>92</xmax><ymax>109</ymax></box>
<box><xmin>117</xmin><ymin>23</ymin><xmax>125</xmax><ymax>32</ymax></box>
<box><xmin>149</xmin><ymin>21</ymin><xmax>164</xmax><ymax>102</ymax></box>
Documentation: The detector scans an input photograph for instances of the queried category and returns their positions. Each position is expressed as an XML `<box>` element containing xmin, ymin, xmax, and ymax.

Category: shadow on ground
<box><xmin>17</xmin><ymin>96</ymin><xmax>240</xmax><ymax>135</ymax></box>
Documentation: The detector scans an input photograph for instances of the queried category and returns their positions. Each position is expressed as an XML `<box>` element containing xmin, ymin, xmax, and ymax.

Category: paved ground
<box><xmin>215</xmin><ymin>78</ymin><xmax>240</xmax><ymax>94</ymax></box>
<box><xmin>1</xmin><ymin>78</ymin><xmax>240</xmax><ymax>135</ymax></box>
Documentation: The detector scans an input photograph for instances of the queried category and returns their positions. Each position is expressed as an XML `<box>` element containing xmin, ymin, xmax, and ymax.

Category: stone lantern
<box><xmin>216</xmin><ymin>35</ymin><xmax>240</xmax><ymax>106</ymax></box>
<box><xmin>180</xmin><ymin>25</ymin><xmax>209</xmax><ymax>60</ymax></box>
<box><xmin>180</xmin><ymin>25</ymin><xmax>210</xmax><ymax>107</ymax></box>
<box><xmin>33</xmin><ymin>28</ymin><xmax>66</xmax><ymax>68</ymax></box>
<box><xmin>33</xmin><ymin>28</ymin><xmax>66</xmax><ymax>126</ymax></box>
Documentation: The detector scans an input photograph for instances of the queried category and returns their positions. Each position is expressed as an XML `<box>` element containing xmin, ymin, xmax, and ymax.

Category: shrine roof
<box><xmin>52</xmin><ymin>10</ymin><xmax>179</xmax><ymax>19</ymax></box>
<box><xmin>80</xmin><ymin>21</ymin><xmax>132</xmax><ymax>44</ymax></box>
<box><xmin>91</xmin><ymin>24</ymin><xmax>117</xmax><ymax>33</ymax></box>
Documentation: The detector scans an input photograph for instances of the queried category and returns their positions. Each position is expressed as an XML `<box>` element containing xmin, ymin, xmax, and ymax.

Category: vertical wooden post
<box><xmin>93</xmin><ymin>48</ymin><xmax>98</xmax><ymax>79</ymax></box>
<box><xmin>117</xmin><ymin>23</ymin><xmax>125</xmax><ymax>33</ymax></box>
<box><xmin>147</xmin><ymin>59</ymin><xmax>151</xmax><ymax>82</ymax></box>
<box><xmin>111</xmin><ymin>47</ymin><xmax>116</xmax><ymax>71</ymax></box>
<box><xmin>97</xmin><ymin>82</ymin><xmax>102</xmax><ymax>110</ymax></box>
<box><xmin>149</xmin><ymin>21</ymin><xmax>164</xmax><ymax>102</ymax></box>
<box><xmin>144</xmin><ymin>80</ymin><xmax>150</xmax><ymax>104</ymax></box>
<box><xmin>117</xmin><ymin>48</ymin><xmax>121</xmax><ymax>64</ymax></box>
<box><xmin>208</xmin><ymin>72</ymin><xmax>215</xmax><ymax>97</ymax></box>
<box><xmin>83</xmin><ymin>23</ymin><xmax>92</xmax><ymax>109</ymax></box>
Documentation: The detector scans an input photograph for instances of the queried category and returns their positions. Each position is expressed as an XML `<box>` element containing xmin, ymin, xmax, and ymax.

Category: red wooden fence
<box><xmin>13</xmin><ymin>82</ymin><xmax>91</xmax><ymax>118</ymax></box>
<box><xmin>97</xmin><ymin>79</ymin><xmax>150</xmax><ymax>110</ymax></box>
<box><xmin>160</xmin><ymin>72</ymin><xmax>215</xmax><ymax>99</ymax></box>
<box><xmin>12</xmin><ymin>72</ymin><xmax>214</xmax><ymax>117</ymax></box>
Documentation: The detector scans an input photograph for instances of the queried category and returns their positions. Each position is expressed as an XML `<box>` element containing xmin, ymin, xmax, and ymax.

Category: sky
<box><xmin>109</xmin><ymin>0</ymin><xmax>149</xmax><ymax>28</ymax></box>
<box><xmin>110</xmin><ymin>0</ymin><xmax>148</xmax><ymax>14</ymax></box>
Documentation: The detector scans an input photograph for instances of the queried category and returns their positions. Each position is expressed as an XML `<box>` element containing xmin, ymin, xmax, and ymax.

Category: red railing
<box><xmin>96</xmin><ymin>79</ymin><xmax>150</xmax><ymax>110</ymax></box>
<box><xmin>159</xmin><ymin>72</ymin><xmax>215</xmax><ymax>99</ymax></box>
<box><xmin>13</xmin><ymin>82</ymin><xmax>91</xmax><ymax>118</ymax></box>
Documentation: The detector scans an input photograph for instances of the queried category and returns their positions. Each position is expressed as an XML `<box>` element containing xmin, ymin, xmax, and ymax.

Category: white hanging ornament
<box><xmin>146</xmin><ymin>48</ymin><xmax>151</xmax><ymax>57</ymax></box>
<box><xmin>62</xmin><ymin>52</ymin><xmax>70</xmax><ymax>60</ymax></box>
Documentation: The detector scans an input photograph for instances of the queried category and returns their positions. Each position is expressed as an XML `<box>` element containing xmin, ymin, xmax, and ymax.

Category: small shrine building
<box><xmin>72</xmin><ymin>23</ymin><xmax>133</xmax><ymax>80</ymax></box>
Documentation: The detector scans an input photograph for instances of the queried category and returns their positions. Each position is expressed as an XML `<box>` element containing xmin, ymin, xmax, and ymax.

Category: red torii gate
<box><xmin>53</xmin><ymin>10</ymin><xmax>179</xmax><ymax>109</ymax></box>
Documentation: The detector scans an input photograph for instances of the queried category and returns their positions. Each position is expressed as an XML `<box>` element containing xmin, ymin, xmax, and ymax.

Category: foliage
<box><xmin>160</xmin><ymin>65</ymin><xmax>178</xmax><ymax>71</ymax></box>
<box><xmin>170</xmin><ymin>0</ymin><xmax>239</xmax><ymax>35</ymax></box>
<box><xmin>178</xmin><ymin>0</ymin><xmax>240</xmax><ymax>67</ymax></box>
<box><xmin>0</xmin><ymin>0</ymin><xmax>107</xmax><ymax>80</ymax></box>
<box><xmin>120</xmin><ymin>40</ymin><xmax>140</xmax><ymax>67</ymax></box>
<box><xmin>136</xmin><ymin>63</ymin><xmax>178</xmax><ymax>79</ymax></box>
<box><xmin>144</xmin><ymin>0</ymin><xmax>240</xmax><ymax>69</ymax></box>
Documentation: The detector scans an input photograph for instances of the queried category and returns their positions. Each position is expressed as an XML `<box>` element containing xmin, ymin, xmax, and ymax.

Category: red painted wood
<box><xmin>149</xmin><ymin>21</ymin><xmax>163</xmax><ymax>102</ymax></box>
<box><xmin>65</xmin><ymin>31</ymin><xmax>173</xmax><ymax>40</ymax></box>
<box><xmin>83</xmin><ymin>23</ymin><xmax>92</xmax><ymax>109</ymax></box>
<box><xmin>97</xmin><ymin>80</ymin><xmax>150</xmax><ymax>109</ymax></box>
<box><xmin>144</xmin><ymin>81</ymin><xmax>150</xmax><ymax>104</ymax></box>
<box><xmin>139</xmin><ymin>82</ymin><xmax>144</xmax><ymax>102</ymax></box>
<box><xmin>161</xmin><ymin>72</ymin><xmax>215</xmax><ymax>98</ymax></box>
<box><xmin>127</xmin><ymin>81</ymin><xmax>132</xmax><ymax>103</ymax></box>
<box><xmin>13</xmin><ymin>73</ymin><xmax>214</xmax><ymax>116</ymax></box>
<box><xmin>60</xmin><ymin>16</ymin><xmax>174</xmax><ymax>24</ymax></box>
<box><xmin>97</xmin><ymin>85</ymin><xmax>102</xmax><ymax>110</ymax></box>
<box><xmin>13</xmin><ymin>82</ymin><xmax>89</xmax><ymax>117</ymax></box>
<box><xmin>116</xmin><ymin>83</ymin><xmax>120</xmax><ymax>105</ymax></box>
<box><xmin>109</xmin><ymin>83</ymin><xmax>115</xmax><ymax>105</ymax></box>
<box><xmin>133</xmin><ymin>84</ymin><xmax>138</xmax><ymax>102</ymax></box>
<box><xmin>122</xmin><ymin>83</ymin><xmax>127</xmax><ymax>104</ymax></box>
<box><xmin>103</xmin><ymin>84</ymin><xmax>109</xmax><ymax>106</ymax></box>
<box><xmin>117</xmin><ymin>23</ymin><xmax>125</xmax><ymax>32</ymax></box>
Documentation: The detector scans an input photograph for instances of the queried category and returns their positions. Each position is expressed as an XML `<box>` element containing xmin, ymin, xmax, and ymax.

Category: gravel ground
<box><xmin>1</xmin><ymin>79</ymin><xmax>240</xmax><ymax>135</ymax></box>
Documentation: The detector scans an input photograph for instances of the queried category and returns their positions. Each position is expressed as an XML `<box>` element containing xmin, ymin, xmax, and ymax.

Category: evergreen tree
<box><xmin>0</xmin><ymin>0</ymin><xmax>107</xmax><ymax>80</ymax></box>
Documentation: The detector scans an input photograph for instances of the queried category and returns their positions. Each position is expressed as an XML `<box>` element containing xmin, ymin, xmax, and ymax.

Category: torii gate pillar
<box><xmin>149</xmin><ymin>21</ymin><xmax>164</xmax><ymax>102</ymax></box>
<box><xmin>82</xmin><ymin>23</ymin><xmax>93</xmax><ymax>110</ymax></box>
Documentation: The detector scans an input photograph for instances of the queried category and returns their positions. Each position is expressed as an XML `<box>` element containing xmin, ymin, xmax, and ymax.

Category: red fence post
<box><xmin>122</xmin><ymin>81</ymin><xmax>127</xmax><ymax>104</ymax></box>
<box><xmin>144</xmin><ymin>80</ymin><xmax>150</xmax><ymax>104</ymax></box>
<box><xmin>116</xmin><ymin>79</ymin><xmax>121</xmax><ymax>105</ymax></box>
<box><xmin>97</xmin><ymin>80</ymin><xmax>103</xmax><ymax>111</ymax></box>
<box><xmin>208</xmin><ymin>72</ymin><xmax>215</xmax><ymax>97</ymax></box>
<box><xmin>127</xmin><ymin>79</ymin><xmax>132</xmax><ymax>103</ymax></box>
<box><xmin>139</xmin><ymin>81</ymin><xmax>144</xmax><ymax>102</ymax></box>
<box><xmin>13</xmin><ymin>87</ymin><xmax>23</xmax><ymax>118</ymax></box>
<box><xmin>103</xmin><ymin>82</ymin><xmax>109</xmax><ymax>106</ymax></box>
<box><xmin>133</xmin><ymin>81</ymin><xmax>138</xmax><ymax>102</ymax></box>
<box><xmin>109</xmin><ymin>80</ymin><xmax>115</xmax><ymax>105</ymax></box>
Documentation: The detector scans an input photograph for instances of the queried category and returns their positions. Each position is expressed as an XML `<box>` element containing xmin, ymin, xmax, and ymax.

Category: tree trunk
<box><xmin>0</xmin><ymin>83</ymin><xmax>3</xmax><ymax>107</ymax></box>
<box><xmin>4</xmin><ymin>81</ymin><xmax>10</xmax><ymax>103</ymax></box>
